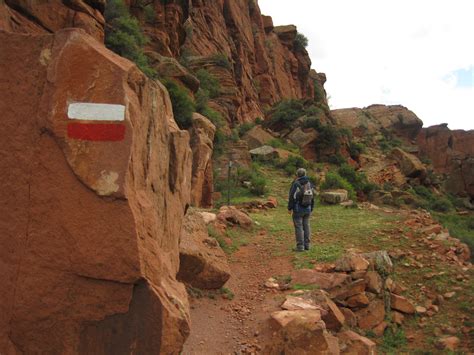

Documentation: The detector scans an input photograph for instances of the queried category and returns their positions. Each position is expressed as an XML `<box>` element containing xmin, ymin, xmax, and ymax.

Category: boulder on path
<box><xmin>320</xmin><ymin>189</ymin><xmax>349</xmax><ymax>204</ymax></box>
<box><xmin>217</xmin><ymin>206</ymin><xmax>252</xmax><ymax>229</ymax></box>
<box><xmin>178</xmin><ymin>210</ymin><xmax>230</xmax><ymax>289</ymax></box>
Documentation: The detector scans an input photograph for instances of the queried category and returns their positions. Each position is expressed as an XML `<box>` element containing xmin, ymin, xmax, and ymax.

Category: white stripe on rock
<box><xmin>68</xmin><ymin>103</ymin><xmax>125</xmax><ymax>121</ymax></box>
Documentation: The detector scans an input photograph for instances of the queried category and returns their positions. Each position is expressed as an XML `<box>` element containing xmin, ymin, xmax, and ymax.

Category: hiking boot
<box><xmin>292</xmin><ymin>247</ymin><xmax>305</xmax><ymax>252</ymax></box>
<box><xmin>304</xmin><ymin>246</ymin><xmax>310</xmax><ymax>250</ymax></box>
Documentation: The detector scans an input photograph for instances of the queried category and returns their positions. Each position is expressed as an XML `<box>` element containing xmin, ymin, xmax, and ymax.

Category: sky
<box><xmin>258</xmin><ymin>0</ymin><xmax>474</xmax><ymax>130</ymax></box>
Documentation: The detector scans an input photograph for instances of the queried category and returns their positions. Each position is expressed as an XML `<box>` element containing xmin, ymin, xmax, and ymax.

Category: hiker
<box><xmin>288</xmin><ymin>168</ymin><xmax>315</xmax><ymax>252</ymax></box>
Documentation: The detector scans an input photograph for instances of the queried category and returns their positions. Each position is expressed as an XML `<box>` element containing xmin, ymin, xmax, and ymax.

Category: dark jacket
<box><xmin>288</xmin><ymin>176</ymin><xmax>315</xmax><ymax>214</ymax></box>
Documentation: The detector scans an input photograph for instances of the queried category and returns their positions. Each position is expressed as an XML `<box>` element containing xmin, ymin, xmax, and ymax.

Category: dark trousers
<box><xmin>292</xmin><ymin>212</ymin><xmax>311</xmax><ymax>250</ymax></box>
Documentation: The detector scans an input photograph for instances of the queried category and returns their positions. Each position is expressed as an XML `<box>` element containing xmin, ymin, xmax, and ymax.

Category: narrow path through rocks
<box><xmin>182</xmin><ymin>231</ymin><xmax>293</xmax><ymax>354</ymax></box>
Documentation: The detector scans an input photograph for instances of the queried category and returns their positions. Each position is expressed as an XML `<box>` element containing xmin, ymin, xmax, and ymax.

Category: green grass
<box><xmin>379</xmin><ymin>327</ymin><xmax>408</xmax><ymax>353</ymax></box>
<box><xmin>291</xmin><ymin>283</ymin><xmax>320</xmax><ymax>291</ymax></box>
<box><xmin>433</xmin><ymin>212</ymin><xmax>474</xmax><ymax>260</ymax></box>
<box><xmin>293</xmin><ymin>243</ymin><xmax>344</xmax><ymax>269</ymax></box>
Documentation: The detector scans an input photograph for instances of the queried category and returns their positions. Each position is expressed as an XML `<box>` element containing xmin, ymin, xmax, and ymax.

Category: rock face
<box><xmin>0</xmin><ymin>0</ymin><xmax>105</xmax><ymax>41</ymax></box>
<box><xmin>417</xmin><ymin>124</ymin><xmax>474</xmax><ymax>198</ymax></box>
<box><xmin>178</xmin><ymin>209</ymin><xmax>230</xmax><ymax>289</ymax></box>
<box><xmin>135</xmin><ymin>0</ymin><xmax>318</xmax><ymax>125</ymax></box>
<box><xmin>332</xmin><ymin>104</ymin><xmax>423</xmax><ymax>141</ymax></box>
<box><xmin>189</xmin><ymin>113</ymin><xmax>216</xmax><ymax>208</ymax></box>
<box><xmin>0</xmin><ymin>29</ymin><xmax>192</xmax><ymax>354</ymax></box>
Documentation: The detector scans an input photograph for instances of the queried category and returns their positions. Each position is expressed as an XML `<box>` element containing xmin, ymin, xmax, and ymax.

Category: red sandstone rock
<box><xmin>177</xmin><ymin>209</ymin><xmax>230</xmax><ymax>289</ymax></box>
<box><xmin>417</xmin><ymin>124</ymin><xmax>474</xmax><ymax>198</ymax></box>
<box><xmin>332</xmin><ymin>105</ymin><xmax>423</xmax><ymax>140</ymax></box>
<box><xmin>364</xmin><ymin>271</ymin><xmax>383</xmax><ymax>294</ymax></box>
<box><xmin>391</xmin><ymin>293</ymin><xmax>416</xmax><ymax>314</ymax></box>
<box><xmin>338</xmin><ymin>330</ymin><xmax>376</xmax><ymax>355</ymax></box>
<box><xmin>329</xmin><ymin>279</ymin><xmax>367</xmax><ymax>301</ymax></box>
<box><xmin>321</xmin><ymin>296</ymin><xmax>346</xmax><ymax>331</ymax></box>
<box><xmin>390</xmin><ymin>147</ymin><xmax>427</xmax><ymax>179</ymax></box>
<box><xmin>0</xmin><ymin>29</ymin><xmax>191</xmax><ymax>354</ymax></box>
<box><xmin>217</xmin><ymin>206</ymin><xmax>253</xmax><ymax>229</ymax></box>
<box><xmin>340</xmin><ymin>307</ymin><xmax>357</xmax><ymax>327</ymax></box>
<box><xmin>346</xmin><ymin>293</ymin><xmax>370</xmax><ymax>309</ymax></box>
<box><xmin>266</xmin><ymin>317</ymin><xmax>337</xmax><ymax>354</ymax></box>
<box><xmin>189</xmin><ymin>113</ymin><xmax>216</xmax><ymax>208</ymax></box>
<box><xmin>291</xmin><ymin>270</ymin><xmax>351</xmax><ymax>290</ymax></box>
<box><xmin>242</xmin><ymin>125</ymin><xmax>274</xmax><ymax>149</ymax></box>
<box><xmin>0</xmin><ymin>0</ymin><xmax>105</xmax><ymax>40</ymax></box>
<box><xmin>355</xmin><ymin>299</ymin><xmax>385</xmax><ymax>330</ymax></box>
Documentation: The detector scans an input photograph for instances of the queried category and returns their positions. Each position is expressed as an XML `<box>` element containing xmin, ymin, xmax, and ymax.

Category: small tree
<box><xmin>105</xmin><ymin>0</ymin><xmax>155</xmax><ymax>77</ymax></box>
<box><xmin>294</xmin><ymin>32</ymin><xmax>309</xmax><ymax>50</ymax></box>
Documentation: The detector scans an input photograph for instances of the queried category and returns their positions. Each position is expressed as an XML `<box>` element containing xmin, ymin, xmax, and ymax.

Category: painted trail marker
<box><xmin>67</xmin><ymin>102</ymin><xmax>126</xmax><ymax>141</ymax></box>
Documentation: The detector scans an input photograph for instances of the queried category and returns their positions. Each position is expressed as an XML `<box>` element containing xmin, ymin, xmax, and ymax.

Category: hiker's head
<box><xmin>296</xmin><ymin>168</ymin><xmax>306</xmax><ymax>177</ymax></box>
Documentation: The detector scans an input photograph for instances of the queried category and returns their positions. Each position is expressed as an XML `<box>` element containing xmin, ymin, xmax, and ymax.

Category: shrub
<box><xmin>348</xmin><ymin>142</ymin><xmax>366</xmax><ymax>159</ymax></box>
<box><xmin>314</xmin><ymin>124</ymin><xmax>341</xmax><ymax>155</ymax></box>
<box><xmin>302</xmin><ymin>117</ymin><xmax>322</xmax><ymax>130</ymax></box>
<box><xmin>143</xmin><ymin>4</ymin><xmax>156</xmax><ymax>23</ymax></box>
<box><xmin>320</xmin><ymin>171</ymin><xmax>355</xmax><ymax>199</ymax></box>
<box><xmin>413</xmin><ymin>185</ymin><xmax>433</xmax><ymax>200</ymax></box>
<box><xmin>162</xmin><ymin>79</ymin><xmax>194</xmax><ymax>129</ymax></box>
<box><xmin>250</xmin><ymin>174</ymin><xmax>267</xmax><ymax>196</ymax></box>
<box><xmin>196</xmin><ymin>69</ymin><xmax>220</xmax><ymax>99</ymax></box>
<box><xmin>327</xmin><ymin>154</ymin><xmax>345</xmax><ymax>166</ymax></box>
<box><xmin>105</xmin><ymin>0</ymin><xmax>156</xmax><ymax>78</ymax></box>
<box><xmin>278</xmin><ymin>155</ymin><xmax>310</xmax><ymax>176</ymax></box>
<box><xmin>210</xmin><ymin>53</ymin><xmax>232</xmax><ymax>70</ymax></box>
<box><xmin>430</xmin><ymin>197</ymin><xmax>453</xmax><ymax>212</ymax></box>
<box><xmin>268</xmin><ymin>99</ymin><xmax>305</xmax><ymax>127</ymax></box>
<box><xmin>237</xmin><ymin>122</ymin><xmax>256</xmax><ymax>137</ymax></box>
<box><xmin>294</xmin><ymin>32</ymin><xmax>309</xmax><ymax>50</ymax></box>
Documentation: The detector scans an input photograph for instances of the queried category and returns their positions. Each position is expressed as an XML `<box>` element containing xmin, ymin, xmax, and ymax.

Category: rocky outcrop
<box><xmin>0</xmin><ymin>29</ymin><xmax>192</xmax><ymax>354</ymax></box>
<box><xmin>242</xmin><ymin>125</ymin><xmax>274</xmax><ymax>149</ymax></box>
<box><xmin>137</xmin><ymin>0</ymin><xmax>318</xmax><ymax>125</ymax></box>
<box><xmin>332</xmin><ymin>104</ymin><xmax>423</xmax><ymax>141</ymax></box>
<box><xmin>0</xmin><ymin>0</ymin><xmax>105</xmax><ymax>41</ymax></box>
<box><xmin>189</xmin><ymin>113</ymin><xmax>216</xmax><ymax>208</ymax></box>
<box><xmin>390</xmin><ymin>147</ymin><xmax>427</xmax><ymax>180</ymax></box>
<box><xmin>417</xmin><ymin>124</ymin><xmax>474</xmax><ymax>198</ymax></box>
<box><xmin>178</xmin><ymin>209</ymin><xmax>230</xmax><ymax>289</ymax></box>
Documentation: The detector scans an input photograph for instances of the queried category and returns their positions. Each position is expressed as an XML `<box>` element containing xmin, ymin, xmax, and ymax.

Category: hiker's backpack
<box><xmin>295</xmin><ymin>181</ymin><xmax>313</xmax><ymax>207</ymax></box>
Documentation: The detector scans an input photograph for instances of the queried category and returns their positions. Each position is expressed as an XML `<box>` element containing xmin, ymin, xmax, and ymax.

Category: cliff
<box><xmin>417</xmin><ymin>124</ymin><xmax>474</xmax><ymax>198</ymax></box>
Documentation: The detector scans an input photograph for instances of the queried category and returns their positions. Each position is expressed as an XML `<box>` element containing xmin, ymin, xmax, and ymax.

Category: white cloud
<box><xmin>258</xmin><ymin>0</ymin><xmax>474</xmax><ymax>129</ymax></box>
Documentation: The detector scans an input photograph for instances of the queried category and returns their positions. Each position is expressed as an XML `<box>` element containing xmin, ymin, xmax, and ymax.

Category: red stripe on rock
<box><xmin>67</xmin><ymin>122</ymin><xmax>125</xmax><ymax>141</ymax></box>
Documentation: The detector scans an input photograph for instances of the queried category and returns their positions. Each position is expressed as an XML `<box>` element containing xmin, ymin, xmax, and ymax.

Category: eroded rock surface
<box><xmin>0</xmin><ymin>29</ymin><xmax>192</xmax><ymax>354</ymax></box>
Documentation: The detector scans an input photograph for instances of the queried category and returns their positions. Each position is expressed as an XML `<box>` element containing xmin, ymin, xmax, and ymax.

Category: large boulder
<box><xmin>189</xmin><ymin>113</ymin><xmax>216</xmax><ymax>208</ymax></box>
<box><xmin>390</xmin><ymin>147</ymin><xmax>427</xmax><ymax>179</ymax></box>
<box><xmin>242</xmin><ymin>125</ymin><xmax>274</xmax><ymax>150</ymax></box>
<box><xmin>177</xmin><ymin>210</ymin><xmax>230</xmax><ymax>289</ymax></box>
<box><xmin>0</xmin><ymin>29</ymin><xmax>192</xmax><ymax>354</ymax></box>
<box><xmin>320</xmin><ymin>190</ymin><xmax>349</xmax><ymax>204</ymax></box>
<box><xmin>249</xmin><ymin>145</ymin><xmax>279</xmax><ymax>160</ymax></box>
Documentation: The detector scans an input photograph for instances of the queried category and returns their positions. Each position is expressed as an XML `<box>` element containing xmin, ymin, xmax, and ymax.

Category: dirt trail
<box><xmin>182</xmin><ymin>231</ymin><xmax>294</xmax><ymax>354</ymax></box>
